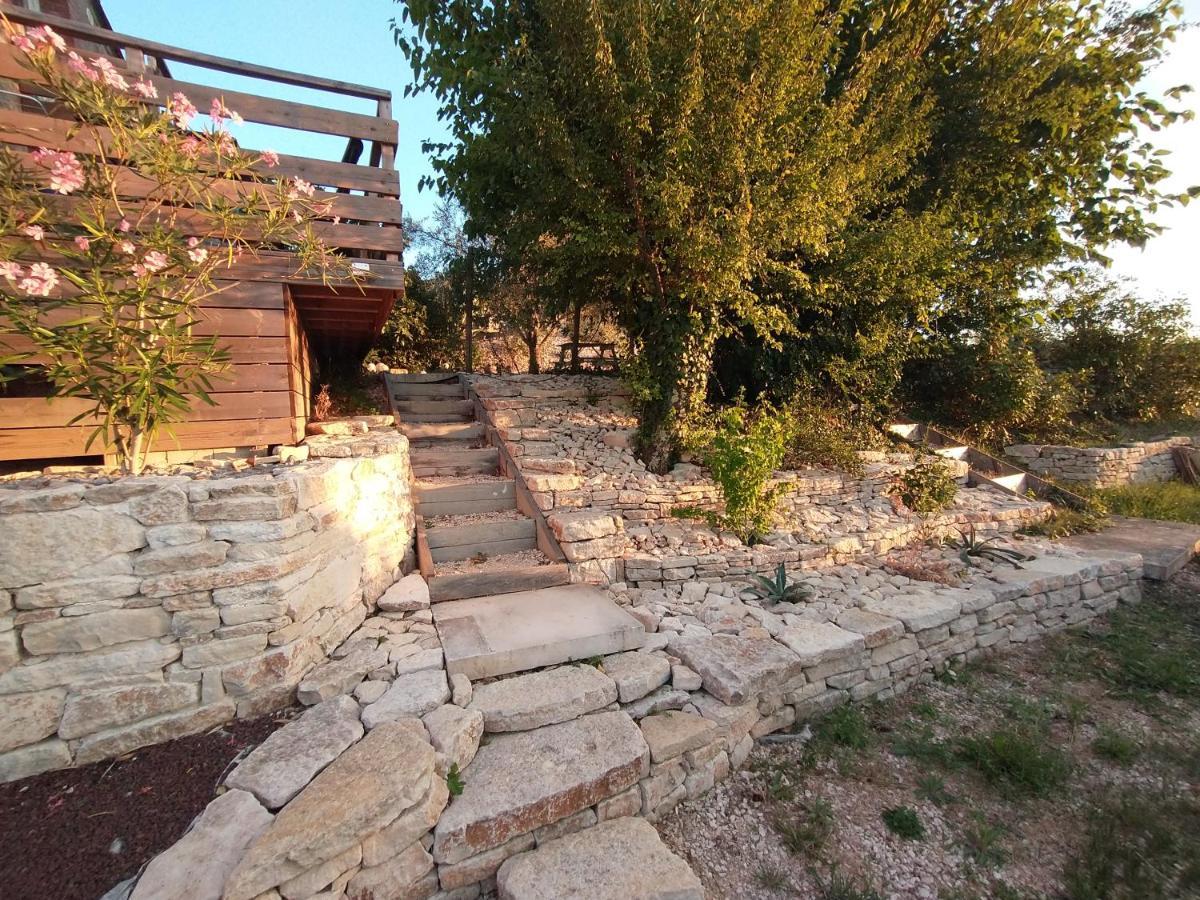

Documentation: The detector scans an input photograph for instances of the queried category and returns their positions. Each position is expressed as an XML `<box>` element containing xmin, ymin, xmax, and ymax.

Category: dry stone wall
<box><xmin>0</xmin><ymin>431</ymin><xmax>415</xmax><ymax>782</ymax></box>
<box><xmin>1005</xmin><ymin>436</ymin><xmax>1195</xmax><ymax>487</ymax></box>
<box><xmin>469</xmin><ymin>375</ymin><xmax>1048</xmax><ymax>586</ymax></box>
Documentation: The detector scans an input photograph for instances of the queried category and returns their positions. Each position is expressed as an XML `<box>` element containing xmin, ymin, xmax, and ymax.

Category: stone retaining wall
<box><xmin>1005</xmin><ymin>436</ymin><xmax>1195</xmax><ymax>487</ymax></box>
<box><xmin>0</xmin><ymin>431</ymin><xmax>415</xmax><ymax>782</ymax></box>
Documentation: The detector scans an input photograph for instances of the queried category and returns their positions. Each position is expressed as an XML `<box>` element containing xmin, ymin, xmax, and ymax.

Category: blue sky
<box><xmin>105</xmin><ymin>0</ymin><xmax>1198</xmax><ymax>324</ymax></box>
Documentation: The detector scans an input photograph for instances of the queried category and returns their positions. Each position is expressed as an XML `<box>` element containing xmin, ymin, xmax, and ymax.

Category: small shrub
<box><xmin>959</xmin><ymin>814</ymin><xmax>1008</xmax><ymax>867</ymax></box>
<box><xmin>774</xmin><ymin>797</ymin><xmax>834</xmax><ymax>856</ymax></box>
<box><xmin>781</xmin><ymin>400</ymin><xmax>868</xmax><ymax>475</ymax></box>
<box><xmin>1019</xmin><ymin>504</ymin><xmax>1109</xmax><ymax>539</ymax></box>
<box><xmin>956</xmin><ymin>727</ymin><xmax>1072</xmax><ymax>797</ymax></box>
<box><xmin>891</xmin><ymin>724</ymin><xmax>957</xmax><ymax>768</ymax></box>
<box><xmin>916</xmin><ymin>774</ymin><xmax>955</xmax><ymax>806</ymax></box>
<box><xmin>812</xmin><ymin>866</ymin><xmax>883</xmax><ymax>900</ymax></box>
<box><xmin>890</xmin><ymin>457</ymin><xmax>959</xmax><ymax>515</ymax></box>
<box><xmin>1093</xmin><ymin>481</ymin><xmax>1200</xmax><ymax>526</ymax></box>
<box><xmin>1092</xmin><ymin>728</ymin><xmax>1141</xmax><ymax>765</ymax></box>
<box><xmin>446</xmin><ymin>762</ymin><xmax>465</xmax><ymax>797</ymax></box>
<box><xmin>817</xmin><ymin>705</ymin><xmax>872</xmax><ymax>751</ymax></box>
<box><xmin>754</xmin><ymin>863</ymin><xmax>790</xmax><ymax>892</ymax></box>
<box><xmin>882</xmin><ymin>805</ymin><xmax>925</xmax><ymax>840</ymax></box>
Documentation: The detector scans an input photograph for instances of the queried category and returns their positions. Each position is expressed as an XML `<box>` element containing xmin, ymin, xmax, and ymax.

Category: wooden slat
<box><xmin>0</xmin><ymin>391</ymin><xmax>293</xmax><ymax>428</ymax></box>
<box><xmin>0</xmin><ymin>5</ymin><xmax>391</xmax><ymax>100</ymax></box>
<box><xmin>0</xmin><ymin>108</ymin><xmax>400</xmax><ymax>196</ymax></box>
<box><xmin>3</xmin><ymin>335</ymin><xmax>288</xmax><ymax>365</ymax></box>
<box><xmin>0</xmin><ymin>417</ymin><xmax>295</xmax><ymax>460</ymax></box>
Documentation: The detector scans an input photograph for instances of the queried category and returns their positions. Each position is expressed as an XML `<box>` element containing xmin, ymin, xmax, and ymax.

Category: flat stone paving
<box><xmin>433</xmin><ymin>585</ymin><xmax>646</xmax><ymax>680</ymax></box>
<box><xmin>1063</xmin><ymin>515</ymin><xmax>1200</xmax><ymax>580</ymax></box>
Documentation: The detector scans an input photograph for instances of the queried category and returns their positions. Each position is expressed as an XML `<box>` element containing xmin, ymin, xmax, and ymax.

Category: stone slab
<box><xmin>638</xmin><ymin>711</ymin><xmax>717</xmax><ymax>764</ymax></box>
<box><xmin>601</xmin><ymin>651</ymin><xmax>671</xmax><ymax>703</ymax></box>
<box><xmin>669</xmin><ymin>634</ymin><xmax>803</xmax><ymax>705</ymax></box>
<box><xmin>468</xmin><ymin>665</ymin><xmax>617</xmax><ymax>732</ymax></box>
<box><xmin>776</xmin><ymin>621</ymin><xmax>865</xmax><ymax>666</ymax></box>
<box><xmin>496</xmin><ymin>817</ymin><xmax>702</xmax><ymax>900</ymax></box>
<box><xmin>225</xmin><ymin>695</ymin><xmax>364</xmax><ymax>809</ymax></box>
<box><xmin>1063</xmin><ymin>516</ymin><xmax>1198</xmax><ymax>580</ymax></box>
<box><xmin>361</xmin><ymin>670</ymin><xmax>450</xmax><ymax>730</ymax></box>
<box><xmin>131</xmin><ymin>790</ymin><xmax>273</xmax><ymax>900</ymax></box>
<box><xmin>223</xmin><ymin>721</ymin><xmax>434</xmax><ymax>900</ymax></box>
<box><xmin>433</xmin><ymin>585</ymin><xmax>644</xmax><ymax>680</ymax></box>
<box><xmin>432</xmin><ymin>710</ymin><xmax>649</xmax><ymax>865</ymax></box>
<box><xmin>862</xmin><ymin>592</ymin><xmax>962</xmax><ymax>632</ymax></box>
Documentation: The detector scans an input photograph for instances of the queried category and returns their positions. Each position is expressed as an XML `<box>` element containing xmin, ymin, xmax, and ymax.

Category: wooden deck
<box><xmin>0</xmin><ymin>6</ymin><xmax>403</xmax><ymax>462</ymax></box>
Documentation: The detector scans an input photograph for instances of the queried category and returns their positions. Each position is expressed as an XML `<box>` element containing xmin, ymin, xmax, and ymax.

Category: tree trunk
<box><xmin>570</xmin><ymin>299</ymin><xmax>582</xmax><ymax>373</ymax></box>
<box><xmin>526</xmin><ymin>329</ymin><xmax>540</xmax><ymax>373</ymax></box>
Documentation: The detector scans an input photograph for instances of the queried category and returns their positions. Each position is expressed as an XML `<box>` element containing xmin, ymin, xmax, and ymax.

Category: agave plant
<box><xmin>746</xmin><ymin>563</ymin><xmax>814</xmax><ymax>604</ymax></box>
<box><xmin>951</xmin><ymin>526</ymin><xmax>1034</xmax><ymax>569</ymax></box>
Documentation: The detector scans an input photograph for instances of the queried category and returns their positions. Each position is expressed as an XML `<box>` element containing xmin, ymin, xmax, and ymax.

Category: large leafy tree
<box><xmin>395</xmin><ymin>0</ymin><xmax>941</xmax><ymax>470</ymax></box>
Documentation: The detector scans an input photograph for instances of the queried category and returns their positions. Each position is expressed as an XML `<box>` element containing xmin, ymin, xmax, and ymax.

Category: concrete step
<box><xmin>394</xmin><ymin>399</ymin><xmax>475</xmax><ymax>416</ymax></box>
<box><xmin>390</xmin><ymin>382</ymin><xmax>463</xmax><ymax>399</ymax></box>
<box><xmin>411</xmin><ymin>448</ymin><xmax>499</xmax><ymax>478</ymax></box>
<box><xmin>398</xmin><ymin>412</ymin><xmax>474</xmax><ymax>423</ymax></box>
<box><xmin>418</xmin><ymin>479</ymin><xmax>517</xmax><ymax>517</ymax></box>
<box><xmin>432</xmin><ymin>584</ymin><xmax>646</xmax><ymax>680</ymax></box>
<box><xmin>402</xmin><ymin>422</ymin><xmax>484</xmax><ymax>441</ymax></box>
<box><xmin>933</xmin><ymin>445</ymin><xmax>970</xmax><ymax>461</ymax></box>
<box><xmin>1063</xmin><ymin>515</ymin><xmax>1200</xmax><ymax>580</ymax></box>
<box><xmin>428</xmin><ymin>562</ymin><xmax>570</xmax><ymax>602</ymax></box>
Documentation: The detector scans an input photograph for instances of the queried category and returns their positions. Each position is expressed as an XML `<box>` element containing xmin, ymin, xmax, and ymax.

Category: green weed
<box><xmin>958</xmin><ymin>814</ymin><xmax>1008</xmax><ymax>867</ymax></box>
<box><xmin>916</xmin><ymin>774</ymin><xmax>955</xmax><ymax>806</ymax></box>
<box><xmin>1092</xmin><ymin>481</ymin><xmax>1200</xmax><ymax>526</ymax></box>
<box><xmin>775</xmin><ymin>797</ymin><xmax>834</xmax><ymax>857</ymax></box>
<box><xmin>882</xmin><ymin>806</ymin><xmax>925</xmax><ymax>840</ymax></box>
<box><xmin>956</xmin><ymin>727</ymin><xmax>1072</xmax><ymax>797</ymax></box>
<box><xmin>754</xmin><ymin>863</ymin><xmax>790</xmax><ymax>892</ymax></box>
<box><xmin>446</xmin><ymin>762</ymin><xmax>465</xmax><ymax>797</ymax></box>
<box><xmin>1092</xmin><ymin>728</ymin><xmax>1141</xmax><ymax>765</ymax></box>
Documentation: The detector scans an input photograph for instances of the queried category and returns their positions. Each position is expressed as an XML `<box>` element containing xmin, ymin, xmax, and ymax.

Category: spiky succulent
<box><xmin>746</xmin><ymin>563</ymin><xmax>814</xmax><ymax>604</ymax></box>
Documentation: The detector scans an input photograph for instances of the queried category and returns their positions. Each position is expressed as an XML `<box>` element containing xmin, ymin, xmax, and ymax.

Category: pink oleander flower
<box><xmin>131</xmin><ymin>78</ymin><xmax>157</xmax><ymax>100</ymax></box>
<box><xmin>22</xmin><ymin>224</ymin><xmax>44</xmax><ymax>241</ymax></box>
<box><xmin>66</xmin><ymin>51</ymin><xmax>99</xmax><ymax>82</ymax></box>
<box><xmin>186</xmin><ymin>237</ymin><xmax>201</xmax><ymax>248</ymax></box>
<box><xmin>32</xmin><ymin>147</ymin><xmax>85</xmax><ymax>194</ymax></box>
<box><xmin>119</xmin><ymin>219</ymin><xmax>132</xmax><ymax>233</ymax></box>
<box><xmin>90</xmin><ymin>56</ymin><xmax>128</xmax><ymax>92</ymax></box>
<box><xmin>11</xmin><ymin>32</ymin><xmax>36</xmax><ymax>54</ymax></box>
<box><xmin>180</xmin><ymin>137</ymin><xmax>203</xmax><ymax>159</ymax></box>
<box><xmin>260</xmin><ymin>149</ymin><xmax>280</xmax><ymax>168</ymax></box>
<box><xmin>132</xmin><ymin>250</ymin><xmax>168</xmax><ymax>277</ymax></box>
<box><xmin>209</xmin><ymin>97</ymin><xmax>243</xmax><ymax>127</ymax></box>
<box><xmin>332</xmin><ymin>215</ymin><xmax>342</xmax><ymax>225</ymax></box>
<box><xmin>20</xmin><ymin>262</ymin><xmax>58</xmax><ymax>297</ymax></box>
<box><xmin>0</xmin><ymin>261</ymin><xmax>23</xmax><ymax>282</ymax></box>
<box><xmin>118</xmin><ymin>240</ymin><xmax>135</xmax><ymax>255</ymax></box>
<box><xmin>169</xmin><ymin>92</ymin><xmax>198</xmax><ymax>129</ymax></box>
<box><xmin>74</xmin><ymin>236</ymin><xmax>90</xmax><ymax>251</ymax></box>
<box><xmin>287</xmin><ymin>178</ymin><xmax>315</xmax><ymax>200</ymax></box>
<box><xmin>30</xmin><ymin>27</ymin><xmax>66</xmax><ymax>52</ymax></box>
<box><xmin>213</xmin><ymin>131</ymin><xmax>236</xmax><ymax>157</ymax></box>
<box><xmin>187</xmin><ymin>246</ymin><xmax>208</xmax><ymax>264</ymax></box>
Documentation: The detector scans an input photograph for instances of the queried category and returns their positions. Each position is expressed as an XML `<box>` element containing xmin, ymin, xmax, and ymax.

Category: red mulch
<box><xmin>0</xmin><ymin>712</ymin><xmax>291</xmax><ymax>900</ymax></box>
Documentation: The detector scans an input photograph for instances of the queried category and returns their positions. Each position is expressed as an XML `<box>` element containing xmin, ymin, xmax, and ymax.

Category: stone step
<box><xmin>428</xmin><ymin>562</ymin><xmax>571</xmax><ymax>602</ymax></box>
<box><xmin>417</xmin><ymin>479</ymin><xmax>517</xmax><ymax>517</ymax></box>
<box><xmin>1063</xmin><ymin>515</ymin><xmax>1200</xmax><ymax>580</ymax></box>
<box><xmin>394</xmin><ymin>399</ymin><xmax>475</xmax><ymax>415</ymax></box>
<box><xmin>431</xmin><ymin>710</ymin><xmax>649</xmax><ymax>866</ymax></box>
<box><xmin>496</xmin><ymin>817</ymin><xmax>703</xmax><ymax>900</ymax></box>
<box><xmin>468</xmin><ymin>664</ymin><xmax>618</xmax><ymax>732</ymax></box>
<box><xmin>390</xmin><ymin>382</ymin><xmax>463</xmax><ymax>398</ymax></box>
<box><xmin>433</xmin><ymin>585</ymin><xmax>646</xmax><ymax>680</ymax></box>
<box><xmin>411</xmin><ymin>448</ymin><xmax>499</xmax><ymax>478</ymax></box>
<box><xmin>427</xmin><ymin>518</ymin><xmax>538</xmax><ymax>563</ymax></box>
<box><xmin>397</xmin><ymin>412</ymin><xmax>474</xmax><ymax>423</ymax></box>
<box><xmin>402</xmin><ymin>422</ymin><xmax>484</xmax><ymax>441</ymax></box>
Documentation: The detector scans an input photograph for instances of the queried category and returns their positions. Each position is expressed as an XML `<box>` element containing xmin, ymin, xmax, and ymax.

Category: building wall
<box><xmin>0</xmin><ymin>282</ymin><xmax>311</xmax><ymax>462</ymax></box>
<box><xmin>0</xmin><ymin>431</ymin><xmax>414</xmax><ymax>781</ymax></box>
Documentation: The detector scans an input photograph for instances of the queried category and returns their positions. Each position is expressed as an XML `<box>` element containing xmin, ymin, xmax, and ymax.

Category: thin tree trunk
<box><xmin>571</xmin><ymin>299</ymin><xmax>582</xmax><ymax>373</ymax></box>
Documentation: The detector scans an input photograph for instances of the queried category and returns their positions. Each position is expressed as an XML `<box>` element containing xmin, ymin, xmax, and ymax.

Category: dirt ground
<box><xmin>0</xmin><ymin>711</ymin><xmax>292</xmax><ymax>900</ymax></box>
<box><xmin>658</xmin><ymin>562</ymin><xmax>1200</xmax><ymax>900</ymax></box>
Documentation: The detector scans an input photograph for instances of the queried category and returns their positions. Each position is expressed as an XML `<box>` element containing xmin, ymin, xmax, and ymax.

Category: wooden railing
<box><xmin>0</xmin><ymin>4</ymin><xmax>403</xmax><ymax>282</ymax></box>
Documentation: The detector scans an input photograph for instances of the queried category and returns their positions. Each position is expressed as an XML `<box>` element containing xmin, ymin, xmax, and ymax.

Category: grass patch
<box><xmin>1091</xmin><ymin>481</ymin><xmax>1200</xmax><ymax>526</ymax></box>
<box><xmin>812</xmin><ymin>867</ymin><xmax>883</xmax><ymax>900</ymax></box>
<box><xmin>882</xmin><ymin>805</ymin><xmax>925</xmax><ymax>840</ymax></box>
<box><xmin>959</xmin><ymin>814</ymin><xmax>1009</xmax><ymax>867</ymax></box>
<box><xmin>1092</xmin><ymin>727</ymin><xmax>1141</xmax><ymax>765</ymax></box>
<box><xmin>1019</xmin><ymin>505</ymin><xmax>1109</xmax><ymax>538</ymax></box>
<box><xmin>956</xmin><ymin>727</ymin><xmax>1072</xmax><ymax>797</ymax></box>
<box><xmin>1076</xmin><ymin>601</ymin><xmax>1200</xmax><ymax>705</ymax></box>
<box><xmin>754</xmin><ymin>863</ymin><xmax>790</xmax><ymax>892</ymax></box>
<box><xmin>916</xmin><ymin>774</ymin><xmax>955</xmax><ymax>806</ymax></box>
<box><xmin>1062</xmin><ymin>792</ymin><xmax>1200</xmax><ymax>899</ymax></box>
<box><xmin>891</xmin><ymin>723</ymin><xmax>957</xmax><ymax>768</ymax></box>
<box><xmin>774</xmin><ymin>797</ymin><xmax>834</xmax><ymax>857</ymax></box>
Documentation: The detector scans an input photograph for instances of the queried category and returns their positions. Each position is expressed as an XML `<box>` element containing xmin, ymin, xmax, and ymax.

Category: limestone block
<box><xmin>348</xmin><ymin>841</ymin><xmax>433</xmax><ymax>899</ymax></box>
<box><xmin>469</xmin><ymin>666</ymin><xmax>618</xmax><ymax>732</ymax></box>
<box><xmin>221</xmin><ymin>641</ymin><xmax>320</xmax><ymax>698</ymax></box>
<box><xmin>776</xmin><ymin>622</ymin><xmax>865</xmax><ymax>667</ymax></box>
<box><xmin>670</xmin><ymin>634</ymin><xmax>804</xmax><ymax>705</ymax></box>
<box><xmin>133</xmin><ymin>541</ymin><xmax>229</xmax><ymax>575</ymax></box>
<box><xmin>378</xmin><ymin>574</ymin><xmax>431</xmax><ymax>613</ymax></box>
<box><xmin>834</xmin><ymin>609</ymin><xmax>904</xmax><ymax>648</ymax></box>
<box><xmin>226</xmin><ymin>695</ymin><xmax>364</xmax><ymax>809</ymax></box>
<box><xmin>360</xmin><ymin>777</ymin><xmax>449</xmax><ymax>867</ymax></box>
<box><xmin>14</xmin><ymin>575</ymin><xmax>142</xmax><ymax>610</ymax></box>
<box><xmin>439</xmin><ymin>833</ymin><xmax>535</xmax><ymax>891</ymax></box>
<box><xmin>0</xmin><ymin>508</ymin><xmax>146</xmax><ymax>587</ymax></box>
<box><xmin>450</xmin><ymin>672</ymin><xmax>472</xmax><ymax>707</ymax></box>
<box><xmin>0</xmin><ymin>484</ymin><xmax>84</xmax><ymax>514</ymax></box>
<box><xmin>671</xmin><ymin>665</ymin><xmax>702</xmax><ymax>692</ymax></box>
<box><xmin>74</xmin><ymin>700</ymin><xmax>234</xmax><ymax>766</ymax></box>
<box><xmin>21</xmin><ymin>607</ymin><xmax>171</xmax><ymax>656</ymax></box>
<box><xmin>496</xmin><ymin>817</ymin><xmax>702</xmax><ymax>900</ymax></box>
<box><xmin>0</xmin><ymin>640</ymin><xmax>181</xmax><ymax>695</ymax></box>
<box><xmin>59</xmin><ymin>682</ymin><xmax>197</xmax><ymax>740</ymax></box>
<box><xmin>638</xmin><ymin>711</ymin><xmax>717</xmax><ymax>764</ymax></box>
<box><xmin>361</xmin><ymin>670</ymin><xmax>450</xmax><ymax>729</ymax></box>
<box><xmin>296</xmin><ymin>647</ymin><xmax>389</xmax><ymax>706</ymax></box>
<box><xmin>547</xmin><ymin>510</ymin><xmax>620</xmax><ymax>543</ymax></box>
<box><xmin>596</xmin><ymin>784</ymin><xmax>642</xmax><ymax>822</ymax></box>
<box><xmin>0</xmin><ymin>738</ymin><xmax>71</xmax><ymax>782</ymax></box>
<box><xmin>128</xmin><ymin>487</ymin><xmax>190</xmax><ymax>526</ymax></box>
<box><xmin>432</xmin><ymin>711</ymin><xmax>649</xmax><ymax>865</ymax></box>
<box><xmin>0</xmin><ymin>688</ymin><xmax>65</xmax><ymax>752</ymax></box>
<box><xmin>223</xmin><ymin>721</ymin><xmax>435</xmax><ymax>900</ymax></box>
<box><xmin>279</xmin><ymin>843</ymin><xmax>362</xmax><ymax>899</ymax></box>
<box><xmin>423</xmin><ymin>704</ymin><xmax>484</xmax><ymax>772</ymax></box>
<box><xmin>130</xmin><ymin>790</ymin><xmax>273</xmax><ymax>900</ymax></box>
<box><xmin>863</xmin><ymin>593</ymin><xmax>962</xmax><ymax>631</ymax></box>
<box><xmin>601</xmin><ymin>652</ymin><xmax>671</xmax><ymax>703</ymax></box>
<box><xmin>394</xmin><ymin>648</ymin><xmax>445</xmax><ymax>677</ymax></box>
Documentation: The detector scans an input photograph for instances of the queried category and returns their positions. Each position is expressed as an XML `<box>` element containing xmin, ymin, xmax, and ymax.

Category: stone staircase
<box><xmin>384</xmin><ymin>373</ymin><xmax>646</xmax><ymax>679</ymax></box>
